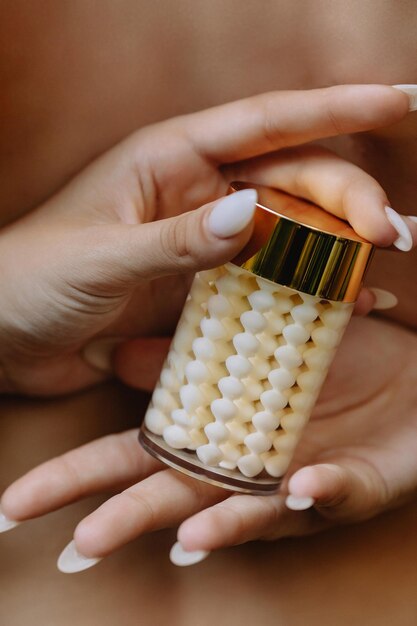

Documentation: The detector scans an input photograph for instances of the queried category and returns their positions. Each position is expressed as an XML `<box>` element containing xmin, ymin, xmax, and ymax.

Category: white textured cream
<box><xmin>144</xmin><ymin>263</ymin><xmax>353</xmax><ymax>484</ymax></box>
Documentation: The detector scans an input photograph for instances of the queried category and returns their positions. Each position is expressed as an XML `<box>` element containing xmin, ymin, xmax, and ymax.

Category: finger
<box><xmin>73</xmin><ymin>470</ymin><xmax>227</xmax><ymax>558</ymax></box>
<box><xmin>354</xmin><ymin>289</ymin><xmax>376</xmax><ymax>316</ymax></box>
<box><xmin>228</xmin><ymin>146</ymin><xmax>417</xmax><ymax>248</ymax></box>
<box><xmin>0</xmin><ymin>430</ymin><xmax>160</xmax><ymax>521</ymax></box>
<box><xmin>113</xmin><ymin>337</ymin><xmax>171</xmax><ymax>391</ymax></box>
<box><xmin>84</xmin><ymin>188</ymin><xmax>258</xmax><ymax>287</ymax></box>
<box><xmin>177</xmin><ymin>492</ymin><xmax>328</xmax><ymax>552</ymax></box>
<box><xmin>2</xmin><ymin>346</ymin><xmax>112</xmax><ymax>397</ymax></box>
<box><xmin>287</xmin><ymin>461</ymin><xmax>389</xmax><ymax>523</ymax></box>
<box><xmin>183</xmin><ymin>85</ymin><xmax>409</xmax><ymax>163</ymax></box>
<box><xmin>354</xmin><ymin>287</ymin><xmax>399</xmax><ymax>315</ymax></box>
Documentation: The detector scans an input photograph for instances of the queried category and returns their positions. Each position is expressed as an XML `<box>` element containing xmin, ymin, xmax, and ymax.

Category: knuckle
<box><xmin>120</xmin><ymin>488</ymin><xmax>157</xmax><ymax>528</ymax></box>
<box><xmin>160</xmin><ymin>212</ymin><xmax>204</xmax><ymax>271</ymax></box>
<box><xmin>260</xmin><ymin>96</ymin><xmax>286</xmax><ymax>149</ymax></box>
<box><xmin>340</xmin><ymin>172</ymin><xmax>376</xmax><ymax>210</ymax></box>
<box><xmin>323</xmin><ymin>92</ymin><xmax>345</xmax><ymax>135</ymax></box>
<box><xmin>181</xmin><ymin>473</ymin><xmax>214</xmax><ymax>510</ymax></box>
<box><xmin>160</xmin><ymin>215</ymin><xmax>190</xmax><ymax>266</ymax></box>
<box><xmin>58</xmin><ymin>453</ymin><xmax>84</xmax><ymax>496</ymax></box>
<box><xmin>215</xmin><ymin>502</ymin><xmax>246</xmax><ymax>538</ymax></box>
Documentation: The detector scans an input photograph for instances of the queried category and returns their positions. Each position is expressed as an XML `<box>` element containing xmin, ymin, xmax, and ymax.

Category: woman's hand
<box><xmin>0</xmin><ymin>84</ymin><xmax>415</xmax><ymax>395</ymax></box>
<box><xmin>1</xmin><ymin>315</ymin><xmax>416</xmax><ymax>570</ymax></box>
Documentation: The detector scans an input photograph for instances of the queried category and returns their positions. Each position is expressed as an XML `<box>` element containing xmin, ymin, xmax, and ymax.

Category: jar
<box><xmin>139</xmin><ymin>182</ymin><xmax>374</xmax><ymax>495</ymax></box>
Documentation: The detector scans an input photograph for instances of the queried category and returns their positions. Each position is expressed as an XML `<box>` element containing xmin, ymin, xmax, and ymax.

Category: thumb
<box><xmin>94</xmin><ymin>188</ymin><xmax>258</xmax><ymax>286</ymax></box>
<box><xmin>286</xmin><ymin>461</ymin><xmax>389</xmax><ymax>522</ymax></box>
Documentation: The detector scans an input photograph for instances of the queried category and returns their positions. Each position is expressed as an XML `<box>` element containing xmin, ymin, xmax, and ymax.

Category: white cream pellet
<box><xmin>252</xmin><ymin>410</ymin><xmax>281</xmax><ymax>433</ymax></box>
<box><xmin>144</xmin><ymin>263</ymin><xmax>353</xmax><ymax>483</ymax></box>
<box><xmin>218</xmin><ymin>376</ymin><xmax>245</xmax><ymax>400</ymax></box>
<box><xmin>244</xmin><ymin>432</ymin><xmax>272</xmax><ymax>454</ymax></box>
<box><xmin>160</xmin><ymin>368</ymin><xmax>180</xmax><ymax>391</ymax></box>
<box><xmin>179</xmin><ymin>385</ymin><xmax>205</xmax><ymax>412</ymax></box>
<box><xmin>163</xmin><ymin>425</ymin><xmax>192</xmax><ymax>449</ymax></box>
<box><xmin>204</xmin><ymin>421</ymin><xmax>229</xmax><ymax>444</ymax></box>
<box><xmin>260</xmin><ymin>389</ymin><xmax>288</xmax><ymax>412</ymax></box>
<box><xmin>196</xmin><ymin>444</ymin><xmax>222</xmax><ymax>466</ymax></box>
<box><xmin>185</xmin><ymin>360</ymin><xmax>210</xmax><ymax>385</ymax></box>
<box><xmin>171</xmin><ymin>408</ymin><xmax>191</xmax><ymax>427</ymax></box>
<box><xmin>200</xmin><ymin>317</ymin><xmax>227</xmax><ymax>340</ymax></box>
<box><xmin>268</xmin><ymin>368</ymin><xmax>296</xmax><ymax>391</ymax></box>
<box><xmin>282</xmin><ymin>323</ymin><xmax>310</xmax><ymax>346</ymax></box>
<box><xmin>192</xmin><ymin>337</ymin><xmax>216</xmax><ymax>361</ymax></box>
<box><xmin>248</xmin><ymin>290</ymin><xmax>275</xmax><ymax>311</ymax></box>
<box><xmin>237</xmin><ymin>454</ymin><xmax>264</xmax><ymax>478</ymax></box>
<box><xmin>207</xmin><ymin>293</ymin><xmax>232</xmax><ymax>318</ymax></box>
<box><xmin>145</xmin><ymin>408</ymin><xmax>171</xmax><ymax>435</ymax></box>
<box><xmin>274</xmin><ymin>345</ymin><xmax>304</xmax><ymax>369</ymax></box>
<box><xmin>240</xmin><ymin>310</ymin><xmax>267</xmax><ymax>333</ymax></box>
<box><xmin>226</xmin><ymin>354</ymin><xmax>253</xmax><ymax>378</ymax></box>
<box><xmin>291</xmin><ymin>303</ymin><xmax>319</xmax><ymax>324</ymax></box>
<box><xmin>152</xmin><ymin>388</ymin><xmax>178</xmax><ymax>413</ymax></box>
<box><xmin>211</xmin><ymin>398</ymin><xmax>237</xmax><ymax>422</ymax></box>
<box><xmin>233</xmin><ymin>332</ymin><xmax>260</xmax><ymax>357</ymax></box>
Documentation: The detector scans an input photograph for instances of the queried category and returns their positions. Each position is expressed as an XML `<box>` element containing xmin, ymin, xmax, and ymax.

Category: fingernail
<box><xmin>408</xmin><ymin>215</ymin><xmax>417</xmax><ymax>224</ymax></box>
<box><xmin>208</xmin><ymin>189</ymin><xmax>257</xmax><ymax>238</ymax></box>
<box><xmin>369</xmin><ymin>288</ymin><xmax>398</xmax><ymax>310</ymax></box>
<box><xmin>385</xmin><ymin>206</ymin><xmax>413</xmax><ymax>251</ymax></box>
<box><xmin>285</xmin><ymin>495</ymin><xmax>315</xmax><ymax>511</ymax></box>
<box><xmin>169</xmin><ymin>541</ymin><xmax>210</xmax><ymax>567</ymax></box>
<box><xmin>392</xmin><ymin>84</ymin><xmax>417</xmax><ymax>111</ymax></box>
<box><xmin>0</xmin><ymin>506</ymin><xmax>20</xmax><ymax>533</ymax></box>
<box><xmin>57</xmin><ymin>540</ymin><xmax>102</xmax><ymax>574</ymax></box>
<box><xmin>82</xmin><ymin>337</ymin><xmax>125</xmax><ymax>373</ymax></box>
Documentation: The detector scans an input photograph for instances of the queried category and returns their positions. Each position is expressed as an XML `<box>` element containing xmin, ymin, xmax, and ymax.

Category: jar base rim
<box><xmin>139</xmin><ymin>429</ymin><xmax>281</xmax><ymax>496</ymax></box>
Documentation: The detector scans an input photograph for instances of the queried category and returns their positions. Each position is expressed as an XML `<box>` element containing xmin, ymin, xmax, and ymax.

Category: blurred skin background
<box><xmin>1</xmin><ymin>1</ymin><xmax>417</xmax><ymax>625</ymax></box>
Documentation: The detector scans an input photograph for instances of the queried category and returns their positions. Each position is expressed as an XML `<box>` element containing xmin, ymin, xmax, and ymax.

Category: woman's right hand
<box><xmin>0</xmin><ymin>84</ymin><xmax>415</xmax><ymax>396</ymax></box>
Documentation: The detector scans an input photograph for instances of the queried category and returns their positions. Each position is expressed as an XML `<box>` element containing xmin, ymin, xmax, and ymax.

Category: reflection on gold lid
<box><xmin>229</xmin><ymin>182</ymin><xmax>374</xmax><ymax>302</ymax></box>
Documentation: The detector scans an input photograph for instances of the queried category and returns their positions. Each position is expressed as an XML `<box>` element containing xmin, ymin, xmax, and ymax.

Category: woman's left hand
<box><xmin>2</xmin><ymin>314</ymin><xmax>417</xmax><ymax>569</ymax></box>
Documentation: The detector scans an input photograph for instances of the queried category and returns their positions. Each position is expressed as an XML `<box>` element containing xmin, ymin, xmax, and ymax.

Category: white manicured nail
<box><xmin>392</xmin><ymin>84</ymin><xmax>417</xmax><ymax>111</ymax></box>
<box><xmin>385</xmin><ymin>206</ymin><xmax>413</xmax><ymax>251</ymax></box>
<box><xmin>0</xmin><ymin>506</ymin><xmax>20</xmax><ymax>533</ymax></box>
<box><xmin>208</xmin><ymin>189</ymin><xmax>257</xmax><ymax>238</ymax></box>
<box><xmin>169</xmin><ymin>541</ymin><xmax>210</xmax><ymax>567</ymax></box>
<box><xmin>82</xmin><ymin>337</ymin><xmax>124</xmax><ymax>373</ymax></box>
<box><xmin>369</xmin><ymin>288</ymin><xmax>398</xmax><ymax>310</ymax></box>
<box><xmin>57</xmin><ymin>540</ymin><xmax>102</xmax><ymax>574</ymax></box>
<box><xmin>408</xmin><ymin>215</ymin><xmax>417</xmax><ymax>224</ymax></box>
<box><xmin>285</xmin><ymin>495</ymin><xmax>315</xmax><ymax>511</ymax></box>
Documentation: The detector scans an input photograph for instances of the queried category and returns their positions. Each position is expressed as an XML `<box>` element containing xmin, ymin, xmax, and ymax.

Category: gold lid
<box><xmin>229</xmin><ymin>182</ymin><xmax>374</xmax><ymax>302</ymax></box>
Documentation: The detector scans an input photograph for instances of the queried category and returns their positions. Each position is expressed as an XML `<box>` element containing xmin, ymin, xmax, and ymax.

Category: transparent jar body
<box><xmin>139</xmin><ymin>263</ymin><xmax>354</xmax><ymax>495</ymax></box>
